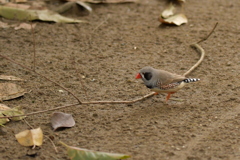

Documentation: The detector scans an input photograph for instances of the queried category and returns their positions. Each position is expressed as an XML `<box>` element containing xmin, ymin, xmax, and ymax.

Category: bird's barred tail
<box><xmin>183</xmin><ymin>78</ymin><xmax>200</xmax><ymax>83</ymax></box>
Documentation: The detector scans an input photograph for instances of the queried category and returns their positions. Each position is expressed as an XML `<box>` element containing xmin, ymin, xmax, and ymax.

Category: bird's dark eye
<box><xmin>143</xmin><ymin>72</ymin><xmax>152</xmax><ymax>81</ymax></box>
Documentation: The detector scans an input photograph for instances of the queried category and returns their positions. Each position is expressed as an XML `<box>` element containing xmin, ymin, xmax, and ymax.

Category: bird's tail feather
<box><xmin>183</xmin><ymin>78</ymin><xmax>200</xmax><ymax>83</ymax></box>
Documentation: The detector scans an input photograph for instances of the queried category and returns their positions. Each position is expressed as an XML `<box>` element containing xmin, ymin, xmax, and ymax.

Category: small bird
<box><xmin>135</xmin><ymin>66</ymin><xmax>200</xmax><ymax>102</ymax></box>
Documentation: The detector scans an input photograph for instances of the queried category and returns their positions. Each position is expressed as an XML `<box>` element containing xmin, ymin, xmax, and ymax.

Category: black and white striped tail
<box><xmin>183</xmin><ymin>78</ymin><xmax>200</xmax><ymax>83</ymax></box>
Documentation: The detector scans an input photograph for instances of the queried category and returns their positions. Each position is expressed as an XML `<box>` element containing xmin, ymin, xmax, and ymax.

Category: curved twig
<box><xmin>183</xmin><ymin>44</ymin><xmax>205</xmax><ymax>77</ymax></box>
<box><xmin>183</xmin><ymin>22</ymin><xmax>218</xmax><ymax>77</ymax></box>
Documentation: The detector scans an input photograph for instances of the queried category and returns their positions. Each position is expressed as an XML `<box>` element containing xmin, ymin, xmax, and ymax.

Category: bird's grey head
<box><xmin>138</xmin><ymin>66</ymin><xmax>155</xmax><ymax>89</ymax></box>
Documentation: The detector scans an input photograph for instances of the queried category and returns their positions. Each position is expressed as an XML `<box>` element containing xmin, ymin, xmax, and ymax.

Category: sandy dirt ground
<box><xmin>0</xmin><ymin>0</ymin><xmax>240</xmax><ymax>159</ymax></box>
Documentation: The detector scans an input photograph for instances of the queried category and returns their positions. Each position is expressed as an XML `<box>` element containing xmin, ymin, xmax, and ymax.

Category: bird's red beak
<box><xmin>135</xmin><ymin>73</ymin><xmax>142</xmax><ymax>79</ymax></box>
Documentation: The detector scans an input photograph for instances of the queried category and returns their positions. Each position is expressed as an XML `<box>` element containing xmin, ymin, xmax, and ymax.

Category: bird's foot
<box><xmin>165</xmin><ymin>92</ymin><xmax>175</xmax><ymax>103</ymax></box>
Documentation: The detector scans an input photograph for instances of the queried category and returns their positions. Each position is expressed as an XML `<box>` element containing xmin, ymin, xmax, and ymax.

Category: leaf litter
<box><xmin>51</xmin><ymin>112</ymin><xmax>75</xmax><ymax>131</ymax></box>
<box><xmin>0</xmin><ymin>5</ymin><xmax>87</xmax><ymax>23</ymax></box>
<box><xmin>60</xmin><ymin>141</ymin><xmax>131</xmax><ymax>160</ymax></box>
<box><xmin>159</xmin><ymin>1</ymin><xmax>187</xmax><ymax>26</ymax></box>
<box><xmin>0</xmin><ymin>105</ymin><xmax>25</xmax><ymax>125</ymax></box>
<box><xmin>0</xmin><ymin>83</ymin><xmax>25</xmax><ymax>101</ymax></box>
<box><xmin>15</xmin><ymin>127</ymin><xmax>43</xmax><ymax>148</ymax></box>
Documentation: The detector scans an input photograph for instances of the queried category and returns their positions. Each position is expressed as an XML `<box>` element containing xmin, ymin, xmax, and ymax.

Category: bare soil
<box><xmin>0</xmin><ymin>0</ymin><xmax>240</xmax><ymax>159</ymax></box>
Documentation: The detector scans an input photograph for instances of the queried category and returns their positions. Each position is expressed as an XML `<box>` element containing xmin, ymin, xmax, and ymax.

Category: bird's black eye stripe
<box><xmin>143</xmin><ymin>72</ymin><xmax>152</xmax><ymax>81</ymax></box>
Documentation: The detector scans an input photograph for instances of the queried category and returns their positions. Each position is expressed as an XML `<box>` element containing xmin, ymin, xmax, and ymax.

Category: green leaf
<box><xmin>60</xmin><ymin>142</ymin><xmax>131</xmax><ymax>160</ymax></box>
<box><xmin>0</xmin><ymin>113</ymin><xmax>9</xmax><ymax>125</ymax></box>
<box><xmin>0</xmin><ymin>6</ymin><xmax>87</xmax><ymax>23</ymax></box>
<box><xmin>1</xmin><ymin>106</ymin><xmax>25</xmax><ymax>121</ymax></box>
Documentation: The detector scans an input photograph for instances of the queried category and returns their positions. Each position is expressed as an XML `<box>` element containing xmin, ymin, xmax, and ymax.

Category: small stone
<box><xmin>27</xmin><ymin>150</ymin><xmax>38</xmax><ymax>157</ymax></box>
<box><xmin>226</xmin><ymin>62</ymin><xmax>231</xmax><ymax>66</ymax></box>
<box><xmin>58</xmin><ymin>90</ymin><xmax>64</xmax><ymax>93</ymax></box>
<box><xmin>92</xmin><ymin>113</ymin><xmax>98</xmax><ymax>117</ymax></box>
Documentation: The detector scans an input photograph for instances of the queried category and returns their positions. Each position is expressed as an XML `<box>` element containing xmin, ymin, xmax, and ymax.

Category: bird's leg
<box><xmin>154</xmin><ymin>92</ymin><xmax>159</xmax><ymax>95</ymax></box>
<box><xmin>165</xmin><ymin>92</ymin><xmax>175</xmax><ymax>102</ymax></box>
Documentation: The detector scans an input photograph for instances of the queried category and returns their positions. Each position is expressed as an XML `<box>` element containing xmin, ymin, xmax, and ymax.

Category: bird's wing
<box><xmin>157</xmin><ymin>70</ymin><xmax>186</xmax><ymax>85</ymax></box>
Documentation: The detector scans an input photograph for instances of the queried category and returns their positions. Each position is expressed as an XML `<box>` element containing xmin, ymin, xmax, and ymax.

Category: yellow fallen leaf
<box><xmin>15</xmin><ymin>127</ymin><xmax>43</xmax><ymax>147</ymax></box>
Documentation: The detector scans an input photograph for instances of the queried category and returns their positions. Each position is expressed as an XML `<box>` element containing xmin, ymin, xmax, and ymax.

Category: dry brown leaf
<box><xmin>15</xmin><ymin>127</ymin><xmax>43</xmax><ymax>147</ymax></box>
<box><xmin>67</xmin><ymin>0</ymin><xmax>137</xmax><ymax>4</ymax></box>
<box><xmin>0</xmin><ymin>83</ymin><xmax>25</xmax><ymax>101</ymax></box>
<box><xmin>0</xmin><ymin>103</ymin><xmax>11</xmax><ymax>111</ymax></box>
<box><xmin>14</xmin><ymin>23</ymin><xmax>36</xmax><ymax>30</ymax></box>
<box><xmin>0</xmin><ymin>75</ymin><xmax>24</xmax><ymax>81</ymax></box>
<box><xmin>161</xmin><ymin>3</ymin><xmax>175</xmax><ymax>19</ymax></box>
<box><xmin>160</xmin><ymin>1</ymin><xmax>187</xmax><ymax>26</ymax></box>
<box><xmin>0</xmin><ymin>21</ymin><xmax>10</xmax><ymax>28</ymax></box>
<box><xmin>159</xmin><ymin>13</ymin><xmax>187</xmax><ymax>26</ymax></box>
<box><xmin>51</xmin><ymin>112</ymin><xmax>75</xmax><ymax>131</ymax></box>
<box><xmin>4</xmin><ymin>2</ymin><xmax>30</xmax><ymax>9</ymax></box>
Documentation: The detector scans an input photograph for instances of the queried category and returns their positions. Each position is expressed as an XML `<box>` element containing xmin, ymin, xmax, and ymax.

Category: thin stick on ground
<box><xmin>22</xmin><ymin>119</ymin><xmax>34</xmax><ymax>129</ymax></box>
<box><xmin>31</xmin><ymin>22</ymin><xmax>36</xmax><ymax>71</ymax></box>
<box><xmin>1</xmin><ymin>92</ymin><xmax>155</xmax><ymax>118</ymax></box>
<box><xmin>183</xmin><ymin>44</ymin><xmax>205</xmax><ymax>77</ymax></box>
<box><xmin>183</xmin><ymin>22</ymin><xmax>218</xmax><ymax>77</ymax></box>
<box><xmin>45</xmin><ymin>136</ymin><xmax>58</xmax><ymax>153</ymax></box>
<box><xmin>0</xmin><ymin>23</ymin><xmax>218</xmax><ymax>119</ymax></box>
<box><xmin>197</xmin><ymin>22</ymin><xmax>218</xmax><ymax>44</ymax></box>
